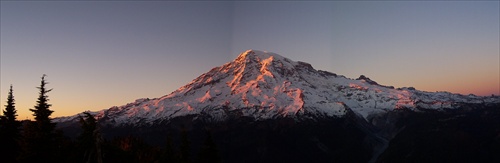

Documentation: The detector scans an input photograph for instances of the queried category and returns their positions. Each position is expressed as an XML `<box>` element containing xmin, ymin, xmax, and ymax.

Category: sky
<box><xmin>1</xmin><ymin>1</ymin><xmax>499</xmax><ymax>120</ymax></box>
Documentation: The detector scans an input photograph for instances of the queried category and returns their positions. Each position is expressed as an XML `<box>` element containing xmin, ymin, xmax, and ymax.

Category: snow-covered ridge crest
<box><xmin>158</xmin><ymin>49</ymin><xmax>336</xmax><ymax>120</ymax></box>
<box><xmin>54</xmin><ymin>50</ymin><xmax>500</xmax><ymax>126</ymax></box>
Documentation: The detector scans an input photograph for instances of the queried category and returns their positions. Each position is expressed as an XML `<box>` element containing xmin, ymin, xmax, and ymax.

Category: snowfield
<box><xmin>54</xmin><ymin>50</ymin><xmax>500</xmax><ymax>126</ymax></box>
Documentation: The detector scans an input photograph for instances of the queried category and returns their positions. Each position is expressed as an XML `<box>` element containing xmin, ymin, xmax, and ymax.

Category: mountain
<box><xmin>55</xmin><ymin>50</ymin><xmax>500</xmax><ymax>162</ymax></box>
<box><xmin>55</xmin><ymin>50</ymin><xmax>498</xmax><ymax>126</ymax></box>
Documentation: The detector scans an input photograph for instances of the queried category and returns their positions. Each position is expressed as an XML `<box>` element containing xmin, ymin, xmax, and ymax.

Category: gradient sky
<box><xmin>1</xmin><ymin>1</ymin><xmax>499</xmax><ymax>120</ymax></box>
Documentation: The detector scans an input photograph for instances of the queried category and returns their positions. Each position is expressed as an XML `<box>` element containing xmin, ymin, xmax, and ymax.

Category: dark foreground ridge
<box><xmin>53</xmin><ymin>50</ymin><xmax>500</xmax><ymax>162</ymax></box>
<box><xmin>53</xmin><ymin>103</ymin><xmax>500</xmax><ymax>163</ymax></box>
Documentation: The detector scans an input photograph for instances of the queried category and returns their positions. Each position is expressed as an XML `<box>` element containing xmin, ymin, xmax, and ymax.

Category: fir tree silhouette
<box><xmin>1</xmin><ymin>85</ymin><xmax>21</xmax><ymax>162</ymax></box>
<box><xmin>20</xmin><ymin>74</ymin><xmax>56</xmax><ymax>162</ymax></box>
<box><xmin>78</xmin><ymin>112</ymin><xmax>103</xmax><ymax>163</ymax></box>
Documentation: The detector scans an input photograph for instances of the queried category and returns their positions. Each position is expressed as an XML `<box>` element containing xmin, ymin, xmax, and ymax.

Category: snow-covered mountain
<box><xmin>55</xmin><ymin>50</ymin><xmax>499</xmax><ymax>126</ymax></box>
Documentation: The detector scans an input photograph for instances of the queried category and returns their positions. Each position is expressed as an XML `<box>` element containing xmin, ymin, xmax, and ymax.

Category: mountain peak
<box><xmin>54</xmin><ymin>50</ymin><xmax>500</xmax><ymax>126</ymax></box>
<box><xmin>356</xmin><ymin>75</ymin><xmax>395</xmax><ymax>89</ymax></box>
<box><xmin>238</xmin><ymin>49</ymin><xmax>275</xmax><ymax>58</ymax></box>
<box><xmin>156</xmin><ymin>50</ymin><xmax>348</xmax><ymax>120</ymax></box>
<box><xmin>234</xmin><ymin>49</ymin><xmax>288</xmax><ymax>64</ymax></box>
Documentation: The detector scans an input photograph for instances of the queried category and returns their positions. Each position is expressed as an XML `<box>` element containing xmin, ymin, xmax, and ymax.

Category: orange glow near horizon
<box><xmin>414</xmin><ymin>79</ymin><xmax>499</xmax><ymax>96</ymax></box>
<box><xmin>4</xmin><ymin>76</ymin><xmax>499</xmax><ymax>121</ymax></box>
<box><xmin>1</xmin><ymin>1</ymin><xmax>498</xmax><ymax>121</ymax></box>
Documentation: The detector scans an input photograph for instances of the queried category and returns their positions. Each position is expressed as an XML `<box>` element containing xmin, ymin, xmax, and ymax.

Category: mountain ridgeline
<box><xmin>56</xmin><ymin>50</ymin><xmax>500</xmax><ymax>162</ymax></box>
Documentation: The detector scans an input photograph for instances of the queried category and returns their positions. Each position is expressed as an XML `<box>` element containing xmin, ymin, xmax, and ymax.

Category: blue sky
<box><xmin>1</xmin><ymin>1</ymin><xmax>498</xmax><ymax>119</ymax></box>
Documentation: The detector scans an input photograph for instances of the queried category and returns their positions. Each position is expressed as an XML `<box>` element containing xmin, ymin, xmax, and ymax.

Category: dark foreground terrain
<box><xmin>378</xmin><ymin>103</ymin><xmax>500</xmax><ymax>162</ymax></box>
<box><xmin>54</xmin><ymin>103</ymin><xmax>500</xmax><ymax>163</ymax></box>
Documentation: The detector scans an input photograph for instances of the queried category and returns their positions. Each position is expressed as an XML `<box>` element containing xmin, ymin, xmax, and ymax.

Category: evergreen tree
<box><xmin>20</xmin><ymin>74</ymin><xmax>56</xmax><ymax>162</ymax></box>
<box><xmin>30</xmin><ymin>74</ymin><xmax>55</xmax><ymax>131</ymax></box>
<box><xmin>4</xmin><ymin>85</ymin><xmax>19</xmax><ymax>125</ymax></box>
<box><xmin>0</xmin><ymin>115</ymin><xmax>7</xmax><ymax>161</ymax></box>
<box><xmin>197</xmin><ymin>130</ymin><xmax>220</xmax><ymax>163</ymax></box>
<box><xmin>0</xmin><ymin>115</ymin><xmax>5</xmax><ymax>133</ymax></box>
<box><xmin>78</xmin><ymin>112</ymin><xmax>103</xmax><ymax>163</ymax></box>
<box><xmin>0</xmin><ymin>85</ymin><xmax>21</xmax><ymax>162</ymax></box>
<box><xmin>0</xmin><ymin>115</ymin><xmax>4</xmax><ymax>161</ymax></box>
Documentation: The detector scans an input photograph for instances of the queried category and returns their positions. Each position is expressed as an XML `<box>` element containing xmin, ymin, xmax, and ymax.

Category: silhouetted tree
<box><xmin>78</xmin><ymin>112</ymin><xmax>103</xmax><ymax>163</ymax></box>
<box><xmin>30</xmin><ymin>74</ymin><xmax>55</xmax><ymax>131</ymax></box>
<box><xmin>3</xmin><ymin>85</ymin><xmax>20</xmax><ymax>127</ymax></box>
<box><xmin>197</xmin><ymin>130</ymin><xmax>220</xmax><ymax>163</ymax></box>
<box><xmin>20</xmin><ymin>74</ymin><xmax>57</xmax><ymax>162</ymax></box>
<box><xmin>0</xmin><ymin>85</ymin><xmax>21</xmax><ymax>162</ymax></box>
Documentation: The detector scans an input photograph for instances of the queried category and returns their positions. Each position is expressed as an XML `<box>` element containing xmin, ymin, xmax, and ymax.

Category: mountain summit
<box><xmin>54</xmin><ymin>50</ymin><xmax>500</xmax><ymax>163</ymax></box>
<box><xmin>56</xmin><ymin>50</ymin><xmax>499</xmax><ymax>126</ymax></box>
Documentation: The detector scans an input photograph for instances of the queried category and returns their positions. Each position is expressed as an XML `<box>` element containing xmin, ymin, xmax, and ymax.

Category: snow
<box><xmin>54</xmin><ymin>50</ymin><xmax>500</xmax><ymax>126</ymax></box>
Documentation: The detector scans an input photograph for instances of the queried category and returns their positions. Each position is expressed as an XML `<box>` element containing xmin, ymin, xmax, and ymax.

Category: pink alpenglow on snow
<box><xmin>54</xmin><ymin>50</ymin><xmax>500</xmax><ymax>126</ymax></box>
